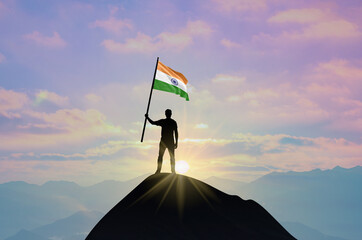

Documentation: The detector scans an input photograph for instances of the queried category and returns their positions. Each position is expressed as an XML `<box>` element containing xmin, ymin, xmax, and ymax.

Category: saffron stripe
<box><xmin>157</xmin><ymin>61</ymin><xmax>188</xmax><ymax>85</ymax></box>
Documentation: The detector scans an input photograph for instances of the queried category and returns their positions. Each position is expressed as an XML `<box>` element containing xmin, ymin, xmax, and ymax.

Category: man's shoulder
<box><xmin>163</xmin><ymin>118</ymin><xmax>177</xmax><ymax>126</ymax></box>
<box><xmin>167</xmin><ymin>118</ymin><xmax>176</xmax><ymax>123</ymax></box>
<box><xmin>170</xmin><ymin>118</ymin><xmax>177</xmax><ymax>127</ymax></box>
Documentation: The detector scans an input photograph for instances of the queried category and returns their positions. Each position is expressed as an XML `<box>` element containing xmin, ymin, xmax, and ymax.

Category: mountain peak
<box><xmin>5</xmin><ymin>229</ymin><xmax>48</xmax><ymax>240</ymax></box>
<box><xmin>86</xmin><ymin>173</ymin><xmax>295</xmax><ymax>240</ymax></box>
<box><xmin>41</xmin><ymin>180</ymin><xmax>79</xmax><ymax>187</ymax></box>
<box><xmin>332</xmin><ymin>166</ymin><xmax>344</xmax><ymax>171</ymax></box>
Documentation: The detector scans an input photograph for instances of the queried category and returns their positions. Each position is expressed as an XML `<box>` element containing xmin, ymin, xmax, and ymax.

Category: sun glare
<box><xmin>175</xmin><ymin>160</ymin><xmax>190</xmax><ymax>174</ymax></box>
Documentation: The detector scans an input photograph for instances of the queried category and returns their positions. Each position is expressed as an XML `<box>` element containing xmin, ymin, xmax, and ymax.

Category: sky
<box><xmin>0</xmin><ymin>0</ymin><xmax>361</xmax><ymax>185</ymax></box>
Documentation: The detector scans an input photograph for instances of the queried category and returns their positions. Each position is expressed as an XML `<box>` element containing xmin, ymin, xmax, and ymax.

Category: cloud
<box><xmin>3</xmin><ymin>129</ymin><xmax>362</xmax><ymax>182</ymax></box>
<box><xmin>0</xmin><ymin>158</ymin><xmax>150</xmax><ymax>185</ymax></box>
<box><xmin>90</xmin><ymin>17</ymin><xmax>132</xmax><ymax>34</ymax></box>
<box><xmin>327</xmin><ymin>118</ymin><xmax>362</xmax><ymax>133</ymax></box>
<box><xmin>2</xmin><ymin>72</ymin><xmax>361</xmax><ymax>182</ymax></box>
<box><xmin>0</xmin><ymin>52</ymin><xmax>5</xmax><ymax>63</ymax></box>
<box><xmin>230</xmin><ymin>133</ymin><xmax>362</xmax><ymax>170</ymax></box>
<box><xmin>279</xmin><ymin>137</ymin><xmax>314</xmax><ymax>146</ymax></box>
<box><xmin>314</xmin><ymin>59</ymin><xmax>362</xmax><ymax>81</ymax></box>
<box><xmin>291</xmin><ymin>20</ymin><xmax>361</xmax><ymax>40</ymax></box>
<box><xmin>268</xmin><ymin>8</ymin><xmax>329</xmax><ymax>24</ymax></box>
<box><xmin>211</xmin><ymin>0</ymin><xmax>266</xmax><ymax>13</ymax></box>
<box><xmin>24</xmin><ymin>31</ymin><xmax>67</xmax><ymax>48</ymax></box>
<box><xmin>205</xmin><ymin>71</ymin><xmax>333</xmax><ymax>127</ymax></box>
<box><xmin>23</xmin><ymin>108</ymin><xmax>122</xmax><ymax>134</ymax></box>
<box><xmin>304</xmin><ymin>60</ymin><xmax>362</xmax><ymax>130</ymax></box>
<box><xmin>170</xmin><ymin>134</ymin><xmax>362</xmax><ymax>180</ymax></box>
<box><xmin>102</xmin><ymin>33</ymin><xmax>160</xmax><ymax>54</ymax></box>
<box><xmin>255</xmin><ymin>20</ymin><xmax>361</xmax><ymax>42</ymax></box>
<box><xmin>255</xmin><ymin>9</ymin><xmax>361</xmax><ymax>42</ymax></box>
<box><xmin>0</xmin><ymin>106</ymin><xmax>124</xmax><ymax>151</ymax></box>
<box><xmin>227</xmin><ymin>84</ymin><xmax>329</xmax><ymax>124</ymax></box>
<box><xmin>195</xmin><ymin>123</ymin><xmax>209</xmax><ymax>129</ymax></box>
<box><xmin>101</xmin><ymin>20</ymin><xmax>212</xmax><ymax>53</ymax></box>
<box><xmin>37</xmin><ymin>140</ymin><xmax>149</xmax><ymax>160</ymax></box>
<box><xmin>220</xmin><ymin>38</ymin><xmax>242</xmax><ymax>49</ymax></box>
<box><xmin>304</xmin><ymin>83</ymin><xmax>350</xmax><ymax>97</ymax></box>
<box><xmin>212</xmin><ymin>74</ymin><xmax>246</xmax><ymax>83</ymax></box>
<box><xmin>0</xmin><ymin>87</ymin><xmax>28</xmax><ymax>118</ymax></box>
<box><xmin>34</xmin><ymin>90</ymin><xmax>69</xmax><ymax>106</ymax></box>
<box><xmin>85</xmin><ymin>93</ymin><xmax>103</xmax><ymax>103</ymax></box>
<box><xmin>218</xmin><ymin>165</ymin><xmax>270</xmax><ymax>172</ymax></box>
<box><xmin>272</xmin><ymin>59</ymin><xmax>362</xmax><ymax>132</ymax></box>
<box><xmin>304</xmin><ymin>59</ymin><xmax>362</xmax><ymax>102</ymax></box>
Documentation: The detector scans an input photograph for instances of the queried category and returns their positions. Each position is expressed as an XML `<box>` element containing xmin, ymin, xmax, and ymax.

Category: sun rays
<box><xmin>127</xmin><ymin>173</ymin><xmax>218</xmax><ymax>222</ymax></box>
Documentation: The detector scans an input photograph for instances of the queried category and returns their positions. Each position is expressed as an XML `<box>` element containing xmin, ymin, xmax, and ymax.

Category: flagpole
<box><xmin>141</xmin><ymin>57</ymin><xmax>159</xmax><ymax>142</ymax></box>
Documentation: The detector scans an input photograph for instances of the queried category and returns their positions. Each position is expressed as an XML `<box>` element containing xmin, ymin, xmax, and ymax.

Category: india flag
<box><xmin>154</xmin><ymin>61</ymin><xmax>189</xmax><ymax>101</ymax></box>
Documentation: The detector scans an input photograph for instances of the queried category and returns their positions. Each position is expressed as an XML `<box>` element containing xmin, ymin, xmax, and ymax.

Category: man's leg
<box><xmin>156</xmin><ymin>142</ymin><xmax>166</xmax><ymax>173</ymax></box>
<box><xmin>168</xmin><ymin>146</ymin><xmax>176</xmax><ymax>174</ymax></box>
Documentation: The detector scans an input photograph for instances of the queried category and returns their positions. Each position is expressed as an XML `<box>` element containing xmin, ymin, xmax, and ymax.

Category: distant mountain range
<box><xmin>5</xmin><ymin>211</ymin><xmax>103</xmax><ymax>240</ymax></box>
<box><xmin>241</xmin><ymin>166</ymin><xmax>362</xmax><ymax>240</ymax></box>
<box><xmin>281</xmin><ymin>222</ymin><xmax>347</xmax><ymax>240</ymax></box>
<box><xmin>208</xmin><ymin>166</ymin><xmax>362</xmax><ymax>240</ymax></box>
<box><xmin>1</xmin><ymin>166</ymin><xmax>361</xmax><ymax>239</ymax></box>
<box><xmin>0</xmin><ymin>175</ymin><xmax>146</xmax><ymax>239</ymax></box>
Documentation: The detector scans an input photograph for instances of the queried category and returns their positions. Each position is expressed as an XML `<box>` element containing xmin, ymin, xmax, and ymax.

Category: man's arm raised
<box><xmin>145</xmin><ymin>114</ymin><xmax>156</xmax><ymax>125</ymax></box>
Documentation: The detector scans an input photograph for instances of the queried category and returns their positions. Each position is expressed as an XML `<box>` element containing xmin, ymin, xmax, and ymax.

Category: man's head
<box><xmin>165</xmin><ymin>109</ymin><xmax>172</xmax><ymax>118</ymax></box>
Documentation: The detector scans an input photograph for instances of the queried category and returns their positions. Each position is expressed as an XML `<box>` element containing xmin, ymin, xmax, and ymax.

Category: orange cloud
<box><xmin>24</xmin><ymin>31</ymin><xmax>67</xmax><ymax>48</ymax></box>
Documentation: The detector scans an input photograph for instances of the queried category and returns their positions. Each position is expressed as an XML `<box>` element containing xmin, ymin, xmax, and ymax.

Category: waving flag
<box><xmin>141</xmin><ymin>58</ymin><xmax>190</xmax><ymax>142</ymax></box>
<box><xmin>154</xmin><ymin>61</ymin><xmax>189</xmax><ymax>101</ymax></box>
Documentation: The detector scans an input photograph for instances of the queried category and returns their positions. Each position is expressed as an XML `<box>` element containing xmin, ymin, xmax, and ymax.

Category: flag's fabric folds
<box><xmin>154</xmin><ymin>61</ymin><xmax>189</xmax><ymax>101</ymax></box>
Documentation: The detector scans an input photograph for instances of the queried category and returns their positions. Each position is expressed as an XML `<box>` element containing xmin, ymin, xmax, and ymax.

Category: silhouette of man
<box><xmin>145</xmin><ymin>109</ymin><xmax>178</xmax><ymax>174</ymax></box>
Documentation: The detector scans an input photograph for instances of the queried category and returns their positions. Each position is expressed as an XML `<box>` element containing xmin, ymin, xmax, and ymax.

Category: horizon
<box><xmin>1</xmin><ymin>0</ymin><xmax>362</xmax><ymax>185</ymax></box>
<box><xmin>1</xmin><ymin>164</ymin><xmax>360</xmax><ymax>186</ymax></box>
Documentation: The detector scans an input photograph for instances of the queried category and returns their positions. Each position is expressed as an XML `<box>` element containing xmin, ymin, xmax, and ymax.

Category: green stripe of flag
<box><xmin>153</xmin><ymin>79</ymin><xmax>189</xmax><ymax>101</ymax></box>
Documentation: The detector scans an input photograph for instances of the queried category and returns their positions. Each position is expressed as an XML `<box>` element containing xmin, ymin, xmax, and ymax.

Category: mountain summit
<box><xmin>86</xmin><ymin>173</ymin><xmax>295</xmax><ymax>239</ymax></box>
